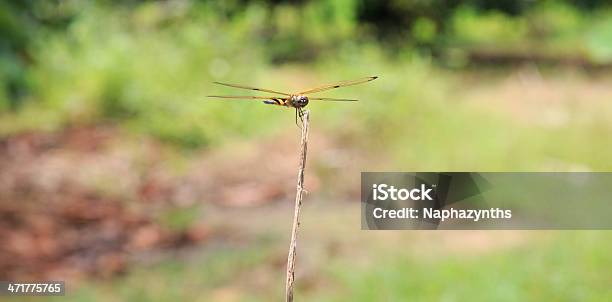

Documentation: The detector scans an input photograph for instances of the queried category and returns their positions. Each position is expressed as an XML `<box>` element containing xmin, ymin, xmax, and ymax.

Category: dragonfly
<box><xmin>207</xmin><ymin>76</ymin><xmax>378</xmax><ymax>126</ymax></box>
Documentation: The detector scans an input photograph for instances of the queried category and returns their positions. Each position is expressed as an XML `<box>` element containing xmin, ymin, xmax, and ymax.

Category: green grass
<box><xmin>319</xmin><ymin>232</ymin><xmax>612</xmax><ymax>302</ymax></box>
<box><xmin>14</xmin><ymin>232</ymin><xmax>609</xmax><ymax>302</ymax></box>
<box><xmin>27</xmin><ymin>243</ymin><xmax>278</xmax><ymax>302</ymax></box>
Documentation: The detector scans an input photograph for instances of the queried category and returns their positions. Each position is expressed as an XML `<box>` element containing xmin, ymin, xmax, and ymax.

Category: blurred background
<box><xmin>1</xmin><ymin>0</ymin><xmax>611</xmax><ymax>301</ymax></box>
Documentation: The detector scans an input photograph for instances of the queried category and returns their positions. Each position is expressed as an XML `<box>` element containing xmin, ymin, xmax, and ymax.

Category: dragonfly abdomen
<box><xmin>264</xmin><ymin>98</ymin><xmax>289</xmax><ymax>106</ymax></box>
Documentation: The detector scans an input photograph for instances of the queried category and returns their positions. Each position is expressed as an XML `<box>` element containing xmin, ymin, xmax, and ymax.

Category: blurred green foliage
<box><xmin>2</xmin><ymin>0</ymin><xmax>612</xmax><ymax>151</ymax></box>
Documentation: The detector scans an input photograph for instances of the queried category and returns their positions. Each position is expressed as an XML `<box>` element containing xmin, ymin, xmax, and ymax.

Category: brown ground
<box><xmin>0</xmin><ymin>127</ymin><xmax>212</xmax><ymax>280</ymax></box>
<box><xmin>0</xmin><ymin>124</ymin><xmax>368</xmax><ymax>281</ymax></box>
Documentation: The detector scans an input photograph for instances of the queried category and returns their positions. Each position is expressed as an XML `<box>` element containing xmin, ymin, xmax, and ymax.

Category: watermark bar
<box><xmin>361</xmin><ymin>172</ymin><xmax>612</xmax><ymax>230</ymax></box>
<box><xmin>0</xmin><ymin>281</ymin><xmax>65</xmax><ymax>296</ymax></box>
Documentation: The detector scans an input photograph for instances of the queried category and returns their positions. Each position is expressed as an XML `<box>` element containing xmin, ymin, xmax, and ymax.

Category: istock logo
<box><xmin>372</xmin><ymin>184</ymin><xmax>435</xmax><ymax>201</ymax></box>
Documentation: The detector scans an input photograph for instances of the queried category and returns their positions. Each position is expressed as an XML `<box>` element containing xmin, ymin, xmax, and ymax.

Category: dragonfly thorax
<box><xmin>290</xmin><ymin>95</ymin><xmax>309</xmax><ymax>108</ymax></box>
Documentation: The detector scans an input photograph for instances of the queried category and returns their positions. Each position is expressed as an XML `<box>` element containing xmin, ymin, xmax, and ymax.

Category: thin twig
<box><xmin>285</xmin><ymin>110</ymin><xmax>310</xmax><ymax>302</ymax></box>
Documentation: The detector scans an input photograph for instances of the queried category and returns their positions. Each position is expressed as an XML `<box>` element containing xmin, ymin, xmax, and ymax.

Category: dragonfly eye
<box><xmin>299</xmin><ymin>96</ymin><xmax>309</xmax><ymax>106</ymax></box>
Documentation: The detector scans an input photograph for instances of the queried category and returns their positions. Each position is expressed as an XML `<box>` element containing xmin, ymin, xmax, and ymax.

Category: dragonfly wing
<box><xmin>213</xmin><ymin>82</ymin><xmax>291</xmax><ymax>96</ymax></box>
<box><xmin>299</xmin><ymin>76</ymin><xmax>378</xmax><ymax>95</ymax></box>
<box><xmin>309</xmin><ymin>97</ymin><xmax>359</xmax><ymax>101</ymax></box>
<box><xmin>207</xmin><ymin>95</ymin><xmax>285</xmax><ymax>100</ymax></box>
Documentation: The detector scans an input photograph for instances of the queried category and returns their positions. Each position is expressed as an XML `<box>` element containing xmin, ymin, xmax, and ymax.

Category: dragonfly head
<box><xmin>293</xmin><ymin>95</ymin><xmax>309</xmax><ymax>108</ymax></box>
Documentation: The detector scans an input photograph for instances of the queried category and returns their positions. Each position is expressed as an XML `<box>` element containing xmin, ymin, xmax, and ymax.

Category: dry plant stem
<box><xmin>285</xmin><ymin>110</ymin><xmax>310</xmax><ymax>302</ymax></box>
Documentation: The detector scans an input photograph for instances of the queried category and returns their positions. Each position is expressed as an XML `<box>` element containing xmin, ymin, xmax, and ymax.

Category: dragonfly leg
<box><xmin>295</xmin><ymin>108</ymin><xmax>305</xmax><ymax>129</ymax></box>
<box><xmin>294</xmin><ymin>108</ymin><xmax>301</xmax><ymax>129</ymax></box>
